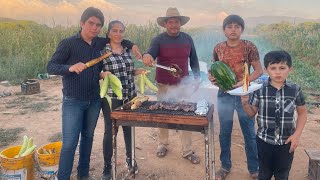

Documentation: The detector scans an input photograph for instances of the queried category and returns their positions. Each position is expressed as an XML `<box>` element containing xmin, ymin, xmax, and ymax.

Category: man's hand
<box><xmin>285</xmin><ymin>133</ymin><xmax>301</xmax><ymax>153</ymax></box>
<box><xmin>142</xmin><ymin>53</ymin><xmax>155</xmax><ymax>67</ymax></box>
<box><xmin>132</xmin><ymin>45</ymin><xmax>142</xmax><ymax>59</ymax></box>
<box><xmin>69</xmin><ymin>63</ymin><xmax>87</xmax><ymax>74</ymax></box>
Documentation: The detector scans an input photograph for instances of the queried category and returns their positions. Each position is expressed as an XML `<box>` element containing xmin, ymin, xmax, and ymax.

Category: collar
<box><xmin>76</xmin><ymin>31</ymin><xmax>98</xmax><ymax>45</ymax></box>
<box><xmin>105</xmin><ymin>43</ymin><xmax>128</xmax><ymax>54</ymax></box>
<box><xmin>263</xmin><ymin>77</ymin><xmax>294</xmax><ymax>89</ymax></box>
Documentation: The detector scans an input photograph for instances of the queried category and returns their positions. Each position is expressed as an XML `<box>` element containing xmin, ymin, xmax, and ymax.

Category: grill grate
<box><xmin>116</xmin><ymin>101</ymin><xmax>199</xmax><ymax>116</ymax></box>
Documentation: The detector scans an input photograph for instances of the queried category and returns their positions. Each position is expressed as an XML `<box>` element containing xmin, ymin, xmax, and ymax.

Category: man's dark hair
<box><xmin>264</xmin><ymin>50</ymin><xmax>292</xmax><ymax>68</ymax></box>
<box><xmin>80</xmin><ymin>7</ymin><xmax>104</xmax><ymax>27</ymax></box>
<box><xmin>223</xmin><ymin>15</ymin><xmax>245</xmax><ymax>30</ymax></box>
<box><xmin>106</xmin><ymin>20</ymin><xmax>125</xmax><ymax>36</ymax></box>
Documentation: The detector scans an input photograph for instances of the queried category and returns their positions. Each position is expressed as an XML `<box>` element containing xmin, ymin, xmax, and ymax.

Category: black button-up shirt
<box><xmin>47</xmin><ymin>32</ymin><xmax>133</xmax><ymax>101</ymax></box>
<box><xmin>249</xmin><ymin>79</ymin><xmax>305</xmax><ymax>145</ymax></box>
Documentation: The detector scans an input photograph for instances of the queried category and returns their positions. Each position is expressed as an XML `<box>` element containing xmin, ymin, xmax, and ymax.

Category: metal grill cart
<box><xmin>110</xmin><ymin>101</ymin><xmax>215</xmax><ymax>179</ymax></box>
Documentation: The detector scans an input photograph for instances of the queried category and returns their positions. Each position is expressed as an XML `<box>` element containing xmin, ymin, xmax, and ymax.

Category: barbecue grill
<box><xmin>110</xmin><ymin>100</ymin><xmax>216</xmax><ymax>179</ymax></box>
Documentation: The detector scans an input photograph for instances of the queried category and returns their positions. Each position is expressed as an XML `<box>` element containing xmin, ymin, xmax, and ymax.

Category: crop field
<box><xmin>0</xmin><ymin>20</ymin><xmax>319</xmax><ymax>91</ymax></box>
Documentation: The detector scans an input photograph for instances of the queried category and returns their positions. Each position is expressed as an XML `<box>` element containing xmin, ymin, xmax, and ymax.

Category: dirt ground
<box><xmin>1</xmin><ymin>77</ymin><xmax>320</xmax><ymax>180</ymax></box>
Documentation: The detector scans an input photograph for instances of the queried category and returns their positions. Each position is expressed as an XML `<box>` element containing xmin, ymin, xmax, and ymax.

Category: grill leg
<box><xmin>132</xmin><ymin>126</ymin><xmax>136</xmax><ymax>178</ymax></box>
<box><xmin>112</xmin><ymin>121</ymin><xmax>117</xmax><ymax>180</ymax></box>
<box><xmin>204</xmin><ymin>127</ymin><xmax>210</xmax><ymax>180</ymax></box>
<box><xmin>210</xmin><ymin>116</ymin><xmax>215</xmax><ymax>179</ymax></box>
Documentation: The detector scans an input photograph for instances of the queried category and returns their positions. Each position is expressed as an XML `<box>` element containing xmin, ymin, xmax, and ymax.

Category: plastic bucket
<box><xmin>36</xmin><ymin>141</ymin><xmax>62</xmax><ymax>180</ymax></box>
<box><xmin>0</xmin><ymin>145</ymin><xmax>35</xmax><ymax>180</ymax></box>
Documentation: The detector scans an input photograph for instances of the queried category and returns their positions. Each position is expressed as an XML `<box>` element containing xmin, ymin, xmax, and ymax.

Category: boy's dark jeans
<box><xmin>256</xmin><ymin>136</ymin><xmax>294</xmax><ymax>180</ymax></box>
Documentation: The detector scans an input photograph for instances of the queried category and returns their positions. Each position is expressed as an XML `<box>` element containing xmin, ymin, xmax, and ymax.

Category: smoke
<box><xmin>157</xmin><ymin>74</ymin><xmax>218</xmax><ymax>104</ymax></box>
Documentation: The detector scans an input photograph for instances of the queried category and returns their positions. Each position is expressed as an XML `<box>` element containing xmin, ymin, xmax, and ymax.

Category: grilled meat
<box><xmin>148</xmin><ymin>101</ymin><xmax>195</xmax><ymax>112</ymax></box>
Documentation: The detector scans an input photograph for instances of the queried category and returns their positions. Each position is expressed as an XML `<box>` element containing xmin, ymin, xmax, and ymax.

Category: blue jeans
<box><xmin>217</xmin><ymin>91</ymin><xmax>259</xmax><ymax>173</ymax></box>
<box><xmin>58</xmin><ymin>97</ymin><xmax>101</xmax><ymax>180</ymax></box>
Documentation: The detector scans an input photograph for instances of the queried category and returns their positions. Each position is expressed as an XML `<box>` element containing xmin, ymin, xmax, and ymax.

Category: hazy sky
<box><xmin>1</xmin><ymin>0</ymin><xmax>319</xmax><ymax>27</ymax></box>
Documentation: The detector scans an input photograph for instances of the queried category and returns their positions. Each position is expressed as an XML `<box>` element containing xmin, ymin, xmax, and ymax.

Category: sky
<box><xmin>0</xmin><ymin>0</ymin><xmax>319</xmax><ymax>27</ymax></box>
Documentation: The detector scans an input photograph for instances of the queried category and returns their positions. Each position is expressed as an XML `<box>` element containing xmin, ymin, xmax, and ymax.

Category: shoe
<box><xmin>101</xmin><ymin>165</ymin><xmax>112</xmax><ymax>180</ymax></box>
<box><xmin>125</xmin><ymin>157</ymin><xmax>138</xmax><ymax>175</ymax></box>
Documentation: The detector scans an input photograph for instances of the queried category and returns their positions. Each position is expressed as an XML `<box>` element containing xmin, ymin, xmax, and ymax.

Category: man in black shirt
<box><xmin>47</xmin><ymin>7</ymin><xmax>141</xmax><ymax>180</ymax></box>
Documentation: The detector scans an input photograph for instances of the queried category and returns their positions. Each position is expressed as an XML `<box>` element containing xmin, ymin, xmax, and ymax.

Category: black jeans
<box><xmin>101</xmin><ymin>98</ymin><xmax>132</xmax><ymax>166</ymax></box>
<box><xmin>256</xmin><ymin>136</ymin><xmax>294</xmax><ymax>180</ymax></box>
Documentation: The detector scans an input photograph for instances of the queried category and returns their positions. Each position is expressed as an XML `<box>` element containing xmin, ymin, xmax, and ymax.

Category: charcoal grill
<box><xmin>110</xmin><ymin>101</ymin><xmax>215</xmax><ymax>179</ymax></box>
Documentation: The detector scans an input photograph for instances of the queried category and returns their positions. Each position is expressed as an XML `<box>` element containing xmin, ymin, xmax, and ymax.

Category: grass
<box><xmin>48</xmin><ymin>132</ymin><xmax>62</xmax><ymax>142</ymax></box>
<box><xmin>5</xmin><ymin>96</ymin><xmax>52</xmax><ymax>112</ymax></box>
<box><xmin>0</xmin><ymin>128</ymin><xmax>25</xmax><ymax>148</ymax></box>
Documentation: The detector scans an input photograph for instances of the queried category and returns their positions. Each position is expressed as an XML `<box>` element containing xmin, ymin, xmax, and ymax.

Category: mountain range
<box><xmin>1</xmin><ymin>16</ymin><xmax>319</xmax><ymax>27</ymax></box>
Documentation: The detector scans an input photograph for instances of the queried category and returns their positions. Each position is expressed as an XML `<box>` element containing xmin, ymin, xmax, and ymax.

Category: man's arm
<box><xmin>189</xmin><ymin>37</ymin><xmax>200</xmax><ymax>79</ymax></box>
<box><xmin>47</xmin><ymin>39</ymin><xmax>73</xmax><ymax>76</ymax></box>
<box><xmin>142</xmin><ymin>36</ymin><xmax>160</xmax><ymax>67</ymax></box>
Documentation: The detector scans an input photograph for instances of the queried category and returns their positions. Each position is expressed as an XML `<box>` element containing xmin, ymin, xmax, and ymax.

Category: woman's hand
<box><xmin>134</xmin><ymin>68</ymin><xmax>150</xmax><ymax>76</ymax></box>
<box><xmin>132</xmin><ymin>45</ymin><xmax>142</xmax><ymax>59</ymax></box>
<box><xmin>100</xmin><ymin>71</ymin><xmax>112</xmax><ymax>79</ymax></box>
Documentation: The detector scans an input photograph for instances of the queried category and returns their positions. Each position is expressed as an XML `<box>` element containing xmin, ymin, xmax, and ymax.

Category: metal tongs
<box><xmin>138</xmin><ymin>59</ymin><xmax>183</xmax><ymax>77</ymax></box>
<box><xmin>154</xmin><ymin>64</ymin><xmax>177</xmax><ymax>73</ymax></box>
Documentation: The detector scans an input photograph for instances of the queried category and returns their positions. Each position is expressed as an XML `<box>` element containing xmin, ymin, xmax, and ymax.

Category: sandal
<box><xmin>250</xmin><ymin>172</ymin><xmax>258</xmax><ymax>180</ymax></box>
<box><xmin>184</xmin><ymin>152</ymin><xmax>200</xmax><ymax>164</ymax></box>
<box><xmin>156</xmin><ymin>146</ymin><xmax>168</xmax><ymax>158</ymax></box>
<box><xmin>215</xmin><ymin>168</ymin><xmax>229</xmax><ymax>180</ymax></box>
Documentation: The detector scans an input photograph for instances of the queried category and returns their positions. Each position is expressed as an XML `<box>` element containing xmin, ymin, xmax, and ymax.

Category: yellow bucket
<box><xmin>36</xmin><ymin>141</ymin><xmax>62</xmax><ymax>179</ymax></box>
<box><xmin>0</xmin><ymin>145</ymin><xmax>35</xmax><ymax>180</ymax></box>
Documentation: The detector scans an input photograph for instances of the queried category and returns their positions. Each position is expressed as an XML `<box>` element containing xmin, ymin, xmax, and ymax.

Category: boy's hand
<box><xmin>233</xmin><ymin>81</ymin><xmax>244</xmax><ymax>88</ymax></box>
<box><xmin>69</xmin><ymin>62</ymin><xmax>87</xmax><ymax>74</ymax></box>
<box><xmin>285</xmin><ymin>133</ymin><xmax>300</xmax><ymax>153</ymax></box>
<box><xmin>208</xmin><ymin>71</ymin><xmax>218</xmax><ymax>86</ymax></box>
<box><xmin>240</xmin><ymin>95</ymin><xmax>250</xmax><ymax>105</ymax></box>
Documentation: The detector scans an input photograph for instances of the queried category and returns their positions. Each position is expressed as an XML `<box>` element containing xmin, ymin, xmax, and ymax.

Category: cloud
<box><xmin>0</xmin><ymin>0</ymin><xmax>121</xmax><ymax>26</ymax></box>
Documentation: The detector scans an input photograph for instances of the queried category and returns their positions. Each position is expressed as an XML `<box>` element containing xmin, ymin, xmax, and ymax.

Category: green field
<box><xmin>0</xmin><ymin>20</ymin><xmax>319</xmax><ymax>92</ymax></box>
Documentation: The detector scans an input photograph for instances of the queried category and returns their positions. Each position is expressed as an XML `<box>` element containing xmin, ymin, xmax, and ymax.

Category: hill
<box><xmin>245</xmin><ymin>16</ymin><xmax>320</xmax><ymax>27</ymax></box>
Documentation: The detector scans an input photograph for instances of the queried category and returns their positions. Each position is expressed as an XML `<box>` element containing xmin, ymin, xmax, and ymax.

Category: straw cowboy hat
<box><xmin>157</xmin><ymin>7</ymin><xmax>190</xmax><ymax>27</ymax></box>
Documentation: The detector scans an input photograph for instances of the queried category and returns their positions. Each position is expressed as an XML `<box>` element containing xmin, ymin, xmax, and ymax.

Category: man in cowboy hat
<box><xmin>142</xmin><ymin>7</ymin><xmax>201</xmax><ymax>164</ymax></box>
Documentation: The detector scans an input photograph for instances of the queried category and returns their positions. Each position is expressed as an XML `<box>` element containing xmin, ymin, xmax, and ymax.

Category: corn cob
<box><xmin>108</xmin><ymin>74</ymin><xmax>122</xmax><ymax>89</ymax></box>
<box><xmin>105</xmin><ymin>94</ymin><xmax>112</xmax><ymax>110</ymax></box>
<box><xmin>139</xmin><ymin>74</ymin><xmax>145</xmax><ymax>95</ymax></box>
<box><xmin>27</xmin><ymin>137</ymin><xmax>33</xmax><ymax>149</ymax></box>
<box><xmin>21</xmin><ymin>145</ymin><xmax>36</xmax><ymax>157</ymax></box>
<box><xmin>110</xmin><ymin>80</ymin><xmax>123</xmax><ymax>99</ymax></box>
<box><xmin>143</xmin><ymin>74</ymin><xmax>158</xmax><ymax>92</ymax></box>
<box><xmin>100</xmin><ymin>76</ymin><xmax>109</xmax><ymax>98</ymax></box>
<box><xmin>85</xmin><ymin>52</ymin><xmax>112</xmax><ymax>68</ymax></box>
<box><xmin>18</xmin><ymin>135</ymin><xmax>28</xmax><ymax>155</ymax></box>
<box><xmin>243</xmin><ymin>62</ymin><xmax>249</xmax><ymax>92</ymax></box>
<box><xmin>42</xmin><ymin>148</ymin><xmax>49</xmax><ymax>154</ymax></box>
